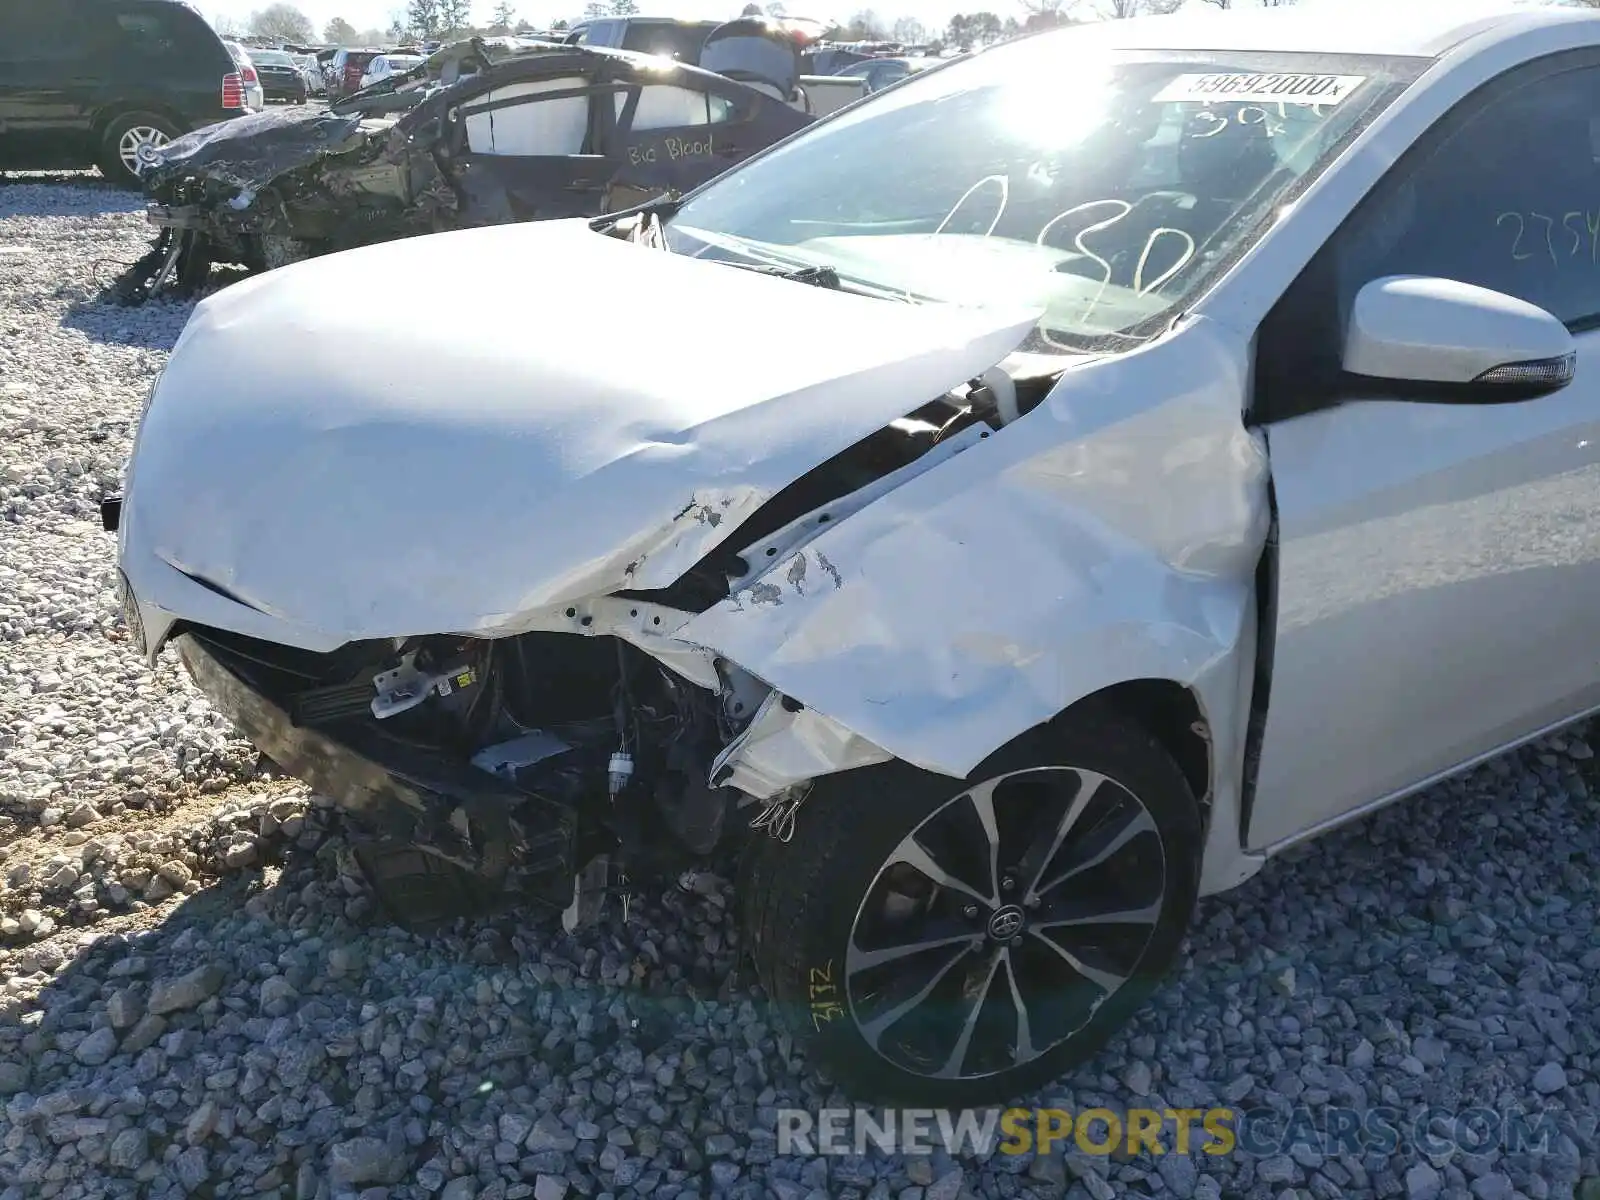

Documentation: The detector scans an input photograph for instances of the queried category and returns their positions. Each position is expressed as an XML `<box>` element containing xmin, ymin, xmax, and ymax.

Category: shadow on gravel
<box><xmin>60</xmin><ymin>293</ymin><xmax>193</xmax><ymax>351</ymax></box>
<box><xmin>2</xmin><ymin>725</ymin><xmax>1596</xmax><ymax>1198</ymax></box>
<box><xmin>59</xmin><ymin>266</ymin><xmax>253</xmax><ymax>348</ymax></box>
<box><xmin>0</xmin><ymin>174</ymin><xmax>143</xmax><ymax>219</ymax></box>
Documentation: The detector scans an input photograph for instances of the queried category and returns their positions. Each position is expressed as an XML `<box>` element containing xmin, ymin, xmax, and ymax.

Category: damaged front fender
<box><xmin>680</xmin><ymin>314</ymin><xmax>1270</xmax><ymax>815</ymax></box>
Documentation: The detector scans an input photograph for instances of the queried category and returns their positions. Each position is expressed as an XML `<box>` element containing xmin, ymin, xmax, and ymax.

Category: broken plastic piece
<box><xmin>561</xmin><ymin>854</ymin><xmax>613</xmax><ymax>932</ymax></box>
<box><xmin>470</xmin><ymin>730</ymin><xmax>571</xmax><ymax>778</ymax></box>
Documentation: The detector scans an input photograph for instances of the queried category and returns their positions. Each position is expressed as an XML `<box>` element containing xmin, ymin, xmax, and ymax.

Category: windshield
<box><xmin>252</xmin><ymin>50</ymin><xmax>294</xmax><ymax>65</ymax></box>
<box><xmin>621</xmin><ymin>23</ymin><xmax>712</xmax><ymax>62</ymax></box>
<box><xmin>664</xmin><ymin>33</ymin><xmax>1424</xmax><ymax>352</ymax></box>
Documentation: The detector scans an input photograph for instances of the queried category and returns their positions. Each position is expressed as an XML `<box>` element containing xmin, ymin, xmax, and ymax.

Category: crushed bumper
<box><xmin>176</xmin><ymin>631</ymin><xmax>578</xmax><ymax>920</ymax></box>
<box><xmin>145</xmin><ymin>204</ymin><xmax>203</xmax><ymax>230</ymax></box>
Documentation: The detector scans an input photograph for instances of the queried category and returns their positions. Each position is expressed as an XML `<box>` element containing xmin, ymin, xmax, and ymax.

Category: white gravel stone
<box><xmin>1533</xmin><ymin>1062</ymin><xmax>1569</xmax><ymax>1094</ymax></box>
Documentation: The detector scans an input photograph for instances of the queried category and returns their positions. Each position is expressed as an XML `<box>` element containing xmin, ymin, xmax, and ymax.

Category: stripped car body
<box><xmin>113</xmin><ymin>37</ymin><xmax>812</xmax><ymax>301</ymax></box>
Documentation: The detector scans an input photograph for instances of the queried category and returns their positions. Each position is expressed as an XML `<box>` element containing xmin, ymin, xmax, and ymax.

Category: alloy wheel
<box><xmin>844</xmin><ymin>766</ymin><xmax>1167</xmax><ymax>1081</ymax></box>
<box><xmin>118</xmin><ymin>125</ymin><xmax>171</xmax><ymax>177</ymax></box>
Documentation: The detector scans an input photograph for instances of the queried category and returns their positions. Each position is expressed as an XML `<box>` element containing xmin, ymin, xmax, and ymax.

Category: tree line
<box><xmin>747</xmin><ymin>0</ymin><xmax>1303</xmax><ymax>53</ymax></box>
<box><xmin>218</xmin><ymin>1</ymin><xmax>549</xmax><ymax>46</ymax></box>
<box><xmin>226</xmin><ymin>0</ymin><xmax>1313</xmax><ymax>53</ymax></box>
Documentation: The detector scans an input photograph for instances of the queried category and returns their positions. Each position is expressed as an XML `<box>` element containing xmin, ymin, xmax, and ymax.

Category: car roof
<box><xmin>1067</xmin><ymin>0</ymin><xmax>1600</xmax><ymax>60</ymax></box>
<box><xmin>588</xmin><ymin>16</ymin><xmax>717</xmax><ymax>26</ymax></box>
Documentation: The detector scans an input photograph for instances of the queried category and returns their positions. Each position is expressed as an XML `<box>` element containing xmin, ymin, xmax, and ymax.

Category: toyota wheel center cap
<box><xmin>988</xmin><ymin>905</ymin><xmax>1025</xmax><ymax>941</ymax></box>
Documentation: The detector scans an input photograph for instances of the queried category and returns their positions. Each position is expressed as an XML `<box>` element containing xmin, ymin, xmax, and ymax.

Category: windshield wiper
<box><xmin>589</xmin><ymin>193</ymin><xmax>681</xmax><ymax>235</ymax></box>
<box><xmin>722</xmin><ymin>261</ymin><xmax>841</xmax><ymax>290</ymax></box>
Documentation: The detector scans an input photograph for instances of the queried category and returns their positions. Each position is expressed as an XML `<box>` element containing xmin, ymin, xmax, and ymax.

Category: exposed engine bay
<box><xmin>170</xmin><ymin>369</ymin><xmax>1059</xmax><ymax>932</ymax></box>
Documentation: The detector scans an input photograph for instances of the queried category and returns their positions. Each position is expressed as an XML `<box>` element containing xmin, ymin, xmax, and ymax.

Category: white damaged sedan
<box><xmin>110</xmin><ymin>0</ymin><xmax>1600</xmax><ymax>1103</ymax></box>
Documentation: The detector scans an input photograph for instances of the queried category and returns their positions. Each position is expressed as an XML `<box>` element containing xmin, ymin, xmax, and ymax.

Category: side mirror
<box><xmin>1343</xmin><ymin>275</ymin><xmax>1575</xmax><ymax>400</ymax></box>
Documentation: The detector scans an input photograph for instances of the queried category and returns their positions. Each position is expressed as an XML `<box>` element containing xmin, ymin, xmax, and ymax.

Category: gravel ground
<box><xmin>1</xmin><ymin>176</ymin><xmax>1598</xmax><ymax>1200</ymax></box>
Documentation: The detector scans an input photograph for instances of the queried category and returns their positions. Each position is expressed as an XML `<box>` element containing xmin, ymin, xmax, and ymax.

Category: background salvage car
<box><xmin>360</xmin><ymin>51</ymin><xmax>425</xmax><ymax>89</ymax></box>
<box><xmin>113</xmin><ymin>38</ymin><xmax>813</xmax><ymax>301</ymax></box>
<box><xmin>325</xmin><ymin>47</ymin><xmax>384</xmax><ymax>99</ymax></box>
<box><xmin>241</xmin><ymin>47</ymin><xmax>310</xmax><ymax>105</ymax></box>
<box><xmin>0</xmin><ymin>0</ymin><xmax>253</xmax><ymax>187</ymax></box>
<box><xmin>221</xmin><ymin>40</ymin><xmax>266</xmax><ymax>112</ymax></box>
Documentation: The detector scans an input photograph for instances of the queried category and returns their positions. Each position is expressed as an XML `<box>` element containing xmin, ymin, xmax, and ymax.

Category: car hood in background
<box><xmin>122</xmin><ymin>219</ymin><xmax>1039</xmax><ymax>646</ymax></box>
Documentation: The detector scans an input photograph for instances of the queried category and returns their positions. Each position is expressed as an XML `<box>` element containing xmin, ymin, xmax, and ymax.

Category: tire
<box><xmin>741</xmin><ymin>712</ymin><xmax>1202</xmax><ymax>1106</ymax></box>
<box><xmin>99</xmin><ymin>111</ymin><xmax>183</xmax><ymax>190</ymax></box>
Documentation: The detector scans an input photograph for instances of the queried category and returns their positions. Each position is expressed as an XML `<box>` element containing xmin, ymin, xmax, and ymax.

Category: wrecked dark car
<box><xmin>113</xmin><ymin>37</ymin><xmax>812</xmax><ymax>300</ymax></box>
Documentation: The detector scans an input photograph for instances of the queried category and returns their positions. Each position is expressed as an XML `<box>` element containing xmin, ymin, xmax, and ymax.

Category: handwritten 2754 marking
<box><xmin>1497</xmin><ymin>209</ymin><xmax>1600</xmax><ymax>265</ymax></box>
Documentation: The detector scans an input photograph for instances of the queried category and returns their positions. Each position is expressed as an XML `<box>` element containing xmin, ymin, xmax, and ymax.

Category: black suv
<box><xmin>0</xmin><ymin>0</ymin><xmax>248</xmax><ymax>187</ymax></box>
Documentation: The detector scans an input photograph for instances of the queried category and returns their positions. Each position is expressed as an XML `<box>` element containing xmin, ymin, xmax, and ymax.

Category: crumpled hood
<box><xmin>123</xmin><ymin>218</ymin><xmax>1037</xmax><ymax>645</ymax></box>
<box><xmin>144</xmin><ymin>107</ymin><xmax>370</xmax><ymax>193</ymax></box>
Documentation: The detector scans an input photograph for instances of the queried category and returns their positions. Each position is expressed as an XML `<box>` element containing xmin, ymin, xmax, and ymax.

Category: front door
<box><xmin>1247</xmin><ymin>55</ymin><xmax>1600</xmax><ymax>849</ymax></box>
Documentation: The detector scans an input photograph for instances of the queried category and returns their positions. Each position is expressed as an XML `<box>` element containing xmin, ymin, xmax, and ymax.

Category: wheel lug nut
<box><xmin>963</xmin><ymin>904</ymin><xmax>979</xmax><ymax>919</ymax></box>
<box><xmin>1001</xmin><ymin>877</ymin><xmax>1015</xmax><ymax>892</ymax></box>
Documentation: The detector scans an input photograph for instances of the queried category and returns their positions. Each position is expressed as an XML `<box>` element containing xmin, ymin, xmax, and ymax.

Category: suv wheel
<box><xmin>741</xmin><ymin>714</ymin><xmax>1202</xmax><ymax>1105</ymax></box>
<box><xmin>101</xmin><ymin>112</ymin><xmax>182</xmax><ymax>189</ymax></box>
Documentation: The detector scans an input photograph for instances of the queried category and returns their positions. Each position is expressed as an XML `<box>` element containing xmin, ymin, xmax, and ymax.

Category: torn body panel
<box><xmin>708</xmin><ymin>691</ymin><xmax>894</xmax><ymax>798</ymax></box>
<box><xmin>676</xmin><ymin>315</ymin><xmax>1272</xmax><ymax>894</ymax></box>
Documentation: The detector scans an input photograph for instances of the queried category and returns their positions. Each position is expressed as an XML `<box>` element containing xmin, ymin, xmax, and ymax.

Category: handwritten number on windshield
<box><xmin>1192</xmin><ymin>104</ymin><xmax>1283</xmax><ymax>138</ymax></box>
<box><xmin>1035</xmin><ymin>199</ymin><xmax>1130</xmax><ymax>328</ymax></box>
<box><xmin>1190</xmin><ymin>100</ymin><xmax>1329</xmax><ymax>138</ymax></box>
<box><xmin>1134</xmin><ymin>227</ymin><xmax>1197</xmax><ymax>296</ymax></box>
<box><xmin>936</xmin><ymin>174</ymin><xmax>1009</xmax><ymax>237</ymax></box>
<box><xmin>1034</xmin><ymin>200</ymin><xmax>1197</xmax><ymax>340</ymax></box>
<box><xmin>1498</xmin><ymin>207</ymin><xmax>1600</xmax><ymax>266</ymax></box>
<box><xmin>934</xmin><ymin>181</ymin><xmax>1200</xmax><ymax>343</ymax></box>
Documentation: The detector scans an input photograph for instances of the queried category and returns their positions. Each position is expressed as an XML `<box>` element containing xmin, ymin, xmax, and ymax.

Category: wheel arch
<box><xmin>1062</xmin><ymin>677</ymin><xmax>1212</xmax><ymax>820</ymax></box>
<box><xmin>91</xmin><ymin>103</ymin><xmax>190</xmax><ymax>144</ymax></box>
